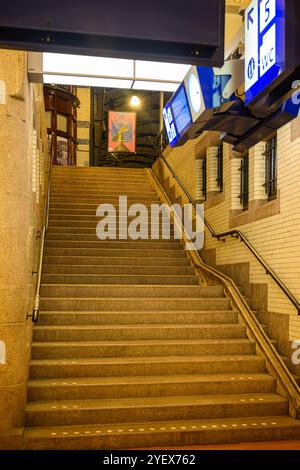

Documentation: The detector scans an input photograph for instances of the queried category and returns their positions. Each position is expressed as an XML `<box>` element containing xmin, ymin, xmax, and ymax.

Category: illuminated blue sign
<box><xmin>163</xmin><ymin>85</ymin><xmax>192</xmax><ymax>147</ymax></box>
<box><xmin>163</xmin><ymin>62</ymin><xmax>242</xmax><ymax>147</ymax></box>
<box><xmin>163</xmin><ymin>103</ymin><xmax>178</xmax><ymax>147</ymax></box>
<box><xmin>245</xmin><ymin>0</ymin><xmax>285</xmax><ymax>106</ymax></box>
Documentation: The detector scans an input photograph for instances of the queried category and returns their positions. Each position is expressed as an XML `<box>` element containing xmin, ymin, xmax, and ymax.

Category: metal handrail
<box><xmin>159</xmin><ymin>153</ymin><xmax>300</xmax><ymax>315</ymax></box>
<box><xmin>148</xmin><ymin>167</ymin><xmax>300</xmax><ymax>416</ymax></box>
<box><xmin>28</xmin><ymin>133</ymin><xmax>53</xmax><ymax>323</ymax></box>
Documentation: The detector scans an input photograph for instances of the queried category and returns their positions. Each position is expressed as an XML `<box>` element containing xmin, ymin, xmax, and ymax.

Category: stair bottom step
<box><xmin>25</xmin><ymin>394</ymin><xmax>288</xmax><ymax>427</ymax></box>
<box><xmin>24</xmin><ymin>416</ymin><xmax>300</xmax><ymax>449</ymax></box>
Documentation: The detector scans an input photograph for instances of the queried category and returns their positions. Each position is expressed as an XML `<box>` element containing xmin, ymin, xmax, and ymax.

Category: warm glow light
<box><xmin>135</xmin><ymin>61</ymin><xmax>191</xmax><ymax>82</ymax></box>
<box><xmin>43</xmin><ymin>53</ymin><xmax>134</xmax><ymax>78</ymax></box>
<box><xmin>39</xmin><ymin>52</ymin><xmax>191</xmax><ymax>91</ymax></box>
<box><xmin>132</xmin><ymin>81</ymin><xmax>179</xmax><ymax>92</ymax></box>
<box><xmin>130</xmin><ymin>95</ymin><xmax>141</xmax><ymax>107</ymax></box>
<box><xmin>43</xmin><ymin>74</ymin><xmax>133</xmax><ymax>89</ymax></box>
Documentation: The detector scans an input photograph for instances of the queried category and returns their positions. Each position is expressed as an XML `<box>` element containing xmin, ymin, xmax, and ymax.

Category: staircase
<box><xmin>24</xmin><ymin>166</ymin><xmax>300</xmax><ymax>449</ymax></box>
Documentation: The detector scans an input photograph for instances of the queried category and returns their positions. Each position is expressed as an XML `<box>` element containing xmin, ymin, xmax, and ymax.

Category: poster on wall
<box><xmin>108</xmin><ymin>111</ymin><xmax>136</xmax><ymax>153</ymax></box>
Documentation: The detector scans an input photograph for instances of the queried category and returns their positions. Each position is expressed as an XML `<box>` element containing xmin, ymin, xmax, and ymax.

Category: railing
<box><xmin>159</xmin><ymin>153</ymin><xmax>300</xmax><ymax>315</ymax></box>
<box><xmin>157</xmin><ymin>128</ymin><xmax>168</xmax><ymax>156</ymax></box>
<box><xmin>28</xmin><ymin>133</ymin><xmax>53</xmax><ymax>323</ymax></box>
<box><xmin>148</xmin><ymin>167</ymin><xmax>300</xmax><ymax>416</ymax></box>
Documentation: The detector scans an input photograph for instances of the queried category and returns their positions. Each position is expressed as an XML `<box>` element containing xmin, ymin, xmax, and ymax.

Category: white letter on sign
<box><xmin>260</xmin><ymin>0</ymin><xmax>276</xmax><ymax>33</ymax></box>
<box><xmin>260</xmin><ymin>24</ymin><xmax>276</xmax><ymax>77</ymax></box>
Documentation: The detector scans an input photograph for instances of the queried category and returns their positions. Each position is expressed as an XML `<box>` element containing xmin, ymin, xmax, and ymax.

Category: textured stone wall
<box><xmin>0</xmin><ymin>49</ymin><xmax>48</xmax><ymax>445</ymax></box>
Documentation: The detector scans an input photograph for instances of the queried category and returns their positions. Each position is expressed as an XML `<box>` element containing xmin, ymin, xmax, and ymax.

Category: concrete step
<box><xmin>50</xmin><ymin>195</ymin><xmax>157</xmax><ymax>203</ymax></box>
<box><xmin>43</xmin><ymin>256</ymin><xmax>190</xmax><ymax>267</ymax></box>
<box><xmin>50</xmin><ymin>191</ymin><xmax>157</xmax><ymax>201</ymax></box>
<box><xmin>33</xmin><ymin>323</ymin><xmax>246</xmax><ymax>342</ymax></box>
<box><xmin>51</xmin><ymin>189</ymin><xmax>155</xmax><ymax>197</ymax></box>
<box><xmin>52</xmin><ymin>166</ymin><xmax>146</xmax><ymax>174</ymax></box>
<box><xmin>41</xmin><ymin>274</ymin><xmax>199</xmax><ymax>286</ymax></box>
<box><xmin>50</xmin><ymin>191</ymin><xmax>159</xmax><ymax>202</ymax></box>
<box><xmin>51</xmin><ymin>174</ymin><xmax>149</xmax><ymax>181</ymax></box>
<box><xmin>44</xmin><ymin>240</ymin><xmax>183</xmax><ymax>250</ymax></box>
<box><xmin>51</xmin><ymin>177</ymin><xmax>148</xmax><ymax>183</ymax></box>
<box><xmin>42</xmin><ymin>265</ymin><xmax>195</xmax><ymax>276</ymax></box>
<box><xmin>48</xmin><ymin>213</ymin><xmax>163</xmax><ymax>221</ymax></box>
<box><xmin>51</xmin><ymin>170</ymin><xmax>148</xmax><ymax>176</ymax></box>
<box><xmin>45</xmin><ymin>234</ymin><xmax>181</xmax><ymax>244</ymax></box>
<box><xmin>51</xmin><ymin>176</ymin><xmax>149</xmax><ymax>184</ymax></box>
<box><xmin>29</xmin><ymin>355</ymin><xmax>266</xmax><ymax>379</ymax></box>
<box><xmin>40</xmin><ymin>285</ymin><xmax>223</xmax><ymax>299</ymax></box>
<box><xmin>37</xmin><ymin>310</ymin><xmax>239</xmax><ymax>326</ymax></box>
<box><xmin>23</xmin><ymin>415</ymin><xmax>300</xmax><ymax>449</ymax></box>
<box><xmin>27</xmin><ymin>373</ymin><xmax>276</xmax><ymax>402</ymax></box>
<box><xmin>43</xmin><ymin>248</ymin><xmax>188</xmax><ymax>258</ymax></box>
<box><xmin>46</xmin><ymin>226</ymin><xmax>176</xmax><ymax>235</ymax></box>
<box><xmin>51</xmin><ymin>174</ymin><xmax>148</xmax><ymax>180</ymax></box>
<box><xmin>50</xmin><ymin>206</ymin><xmax>159</xmax><ymax>213</ymax></box>
<box><xmin>31</xmin><ymin>339</ymin><xmax>256</xmax><ymax>360</ymax></box>
<box><xmin>51</xmin><ymin>175</ymin><xmax>151</xmax><ymax>182</ymax></box>
<box><xmin>25</xmin><ymin>393</ymin><xmax>288</xmax><ymax>427</ymax></box>
<box><xmin>47</xmin><ymin>219</ymin><xmax>174</xmax><ymax>229</ymax></box>
<box><xmin>39</xmin><ymin>297</ymin><xmax>232</xmax><ymax>312</ymax></box>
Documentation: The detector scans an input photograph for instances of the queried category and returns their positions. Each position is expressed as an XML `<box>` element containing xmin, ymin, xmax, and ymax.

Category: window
<box><xmin>201</xmin><ymin>158</ymin><xmax>207</xmax><ymax>200</ymax></box>
<box><xmin>264</xmin><ymin>136</ymin><xmax>277</xmax><ymax>200</ymax></box>
<box><xmin>216</xmin><ymin>144</ymin><xmax>223</xmax><ymax>192</ymax></box>
<box><xmin>45</xmin><ymin>110</ymin><xmax>52</xmax><ymax>129</ymax></box>
<box><xmin>239</xmin><ymin>152</ymin><xmax>249</xmax><ymax>211</ymax></box>
<box><xmin>57</xmin><ymin>113</ymin><xmax>68</xmax><ymax>133</ymax></box>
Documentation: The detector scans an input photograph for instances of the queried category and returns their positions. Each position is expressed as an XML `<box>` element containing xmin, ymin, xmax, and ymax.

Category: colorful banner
<box><xmin>108</xmin><ymin>111</ymin><xmax>136</xmax><ymax>153</ymax></box>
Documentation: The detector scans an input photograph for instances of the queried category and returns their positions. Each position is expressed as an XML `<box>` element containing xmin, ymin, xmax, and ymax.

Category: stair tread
<box><xmin>43</xmin><ymin>257</ymin><xmax>184</xmax><ymax>261</ymax></box>
<box><xmin>28</xmin><ymin>373</ymin><xmax>274</xmax><ymax>388</ymax></box>
<box><xmin>30</xmin><ymin>354</ymin><xmax>262</xmax><ymax>365</ymax></box>
<box><xmin>40</xmin><ymin>296</ymin><xmax>226</xmax><ymax>299</ymax></box>
<box><xmin>34</xmin><ymin>323</ymin><xmax>242</xmax><ymax>330</ymax></box>
<box><xmin>24</xmin><ymin>166</ymin><xmax>296</xmax><ymax>447</ymax></box>
<box><xmin>41</xmin><ymin>284</ymin><xmax>210</xmax><ymax>288</ymax></box>
<box><xmin>24</xmin><ymin>415</ymin><xmax>300</xmax><ymax>440</ymax></box>
<box><xmin>44</xmin><ymin>256</ymin><xmax>181</xmax><ymax>259</ymax></box>
<box><xmin>43</xmin><ymin>273</ymin><xmax>195</xmax><ymax>280</ymax></box>
<box><xmin>32</xmin><ymin>338</ymin><xmax>252</xmax><ymax>346</ymax></box>
<box><xmin>26</xmin><ymin>393</ymin><xmax>288</xmax><ymax>411</ymax></box>
<box><xmin>39</xmin><ymin>310</ymin><xmax>237</xmax><ymax>314</ymax></box>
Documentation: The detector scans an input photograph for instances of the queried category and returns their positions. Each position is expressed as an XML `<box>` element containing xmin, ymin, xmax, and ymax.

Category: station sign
<box><xmin>163</xmin><ymin>60</ymin><xmax>243</xmax><ymax>147</ymax></box>
<box><xmin>245</xmin><ymin>0</ymin><xmax>285</xmax><ymax>106</ymax></box>
<box><xmin>163</xmin><ymin>84</ymin><xmax>192</xmax><ymax>147</ymax></box>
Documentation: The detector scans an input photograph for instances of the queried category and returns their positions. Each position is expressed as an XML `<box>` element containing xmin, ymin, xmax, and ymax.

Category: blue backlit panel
<box><xmin>171</xmin><ymin>86</ymin><xmax>192</xmax><ymax>136</ymax></box>
<box><xmin>163</xmin><ymin>103</ymin><xmax>179</xmax><ymax>147</ymax></box>
<box><xmin>163</xmin><ymin>84</ymin><xmax>192</xmax><ymax>147</ymax></box>
<box><xmin>245</xmin><ymin>0</ymin><xmax>285</xmax><ymax>105</ymax></box>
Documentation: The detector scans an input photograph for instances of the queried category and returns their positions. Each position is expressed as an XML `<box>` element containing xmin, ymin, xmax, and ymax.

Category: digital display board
<box><xmin>163</xmin><ymin>103</ymin><xmax>179</xmax><ymax>147</ymax></box>
<box><xmin>245</xmin><ymin>0</ymin><xmax>285</xmax><ymax>105</ymax></box>
<box><xmin>163</xmin><ymin>85</ymin><xmax>192</xmax><ymax>147</ymax></box>
<box><xmin>171</xmin><ymin>86</ymin><xmax>192</xmax><ymax>135</ymax></box>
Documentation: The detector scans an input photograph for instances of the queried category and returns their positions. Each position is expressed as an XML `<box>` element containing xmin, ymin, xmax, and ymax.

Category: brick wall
<box><xmin>153</xmin><ymin>118</ymin><xmax>300</xmax><ymax>344</ymax></box>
